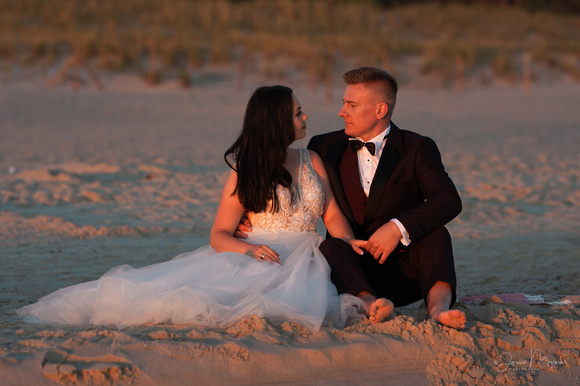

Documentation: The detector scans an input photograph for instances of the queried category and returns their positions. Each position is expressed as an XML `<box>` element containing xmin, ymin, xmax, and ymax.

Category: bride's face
<box><xmin>292</xmin><ymin>94</ymin><xmax>308</xmax><ymax>140</ymax></box>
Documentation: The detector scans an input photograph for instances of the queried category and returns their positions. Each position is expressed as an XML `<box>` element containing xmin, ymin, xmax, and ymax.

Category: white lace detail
<box><xmin>248</xmin><ymin>148</ymin><xmax>324</xmax><ymax>233</ymax></box>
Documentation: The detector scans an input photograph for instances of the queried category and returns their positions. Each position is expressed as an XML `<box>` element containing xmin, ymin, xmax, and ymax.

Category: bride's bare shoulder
<box><xmin>287</xmin><ymin>147</ymin><xmax>300</xmax><ymax>157</ymax></box>
<box><xmin>285</xmin><ymin>148</ymin><xmax>300</xmax><ymax>165</ymax></box>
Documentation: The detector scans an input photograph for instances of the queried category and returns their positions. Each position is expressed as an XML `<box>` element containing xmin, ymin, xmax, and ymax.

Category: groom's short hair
<box><xmin>343</xmin><ymin>67</ymin><xmax>398</xmax><ymax>105</ymax></box>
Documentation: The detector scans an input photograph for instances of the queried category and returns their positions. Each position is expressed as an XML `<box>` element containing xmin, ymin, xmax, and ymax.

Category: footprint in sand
<box><xmin>42</xmin><ymin>350</ymin><xmax>140</xmax><ymax>383</ymax></box>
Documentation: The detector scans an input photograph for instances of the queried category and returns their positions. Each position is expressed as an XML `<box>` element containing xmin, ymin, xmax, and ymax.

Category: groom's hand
<box><xmin>233</xmin><ymin>214</ymin><xmax>252</xmax><ymax>239</ymax></box>
<box><xmin>366</xmin><ymin>221</ymin><xmax>401</xmax><ymax>264</ymax></box>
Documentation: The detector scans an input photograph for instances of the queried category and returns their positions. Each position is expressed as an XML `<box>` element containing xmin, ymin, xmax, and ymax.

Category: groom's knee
<box><xmin>319</xmin><ymin>237</ymin><xmax>354</xmax><ymax>263</ymax></box>
<box><xmin>411</xmin><ymin>226</ymin><xmax>453</xmax><ymax>258</ymax></box>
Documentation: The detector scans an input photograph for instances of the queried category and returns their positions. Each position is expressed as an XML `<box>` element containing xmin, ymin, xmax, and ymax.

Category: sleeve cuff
<box><xmin>390</xmin><ymin>218</ymin><xmax>411</xmax><ymax>246</ymax></box>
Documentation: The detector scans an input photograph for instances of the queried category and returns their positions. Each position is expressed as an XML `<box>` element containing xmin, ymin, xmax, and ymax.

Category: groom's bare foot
<box><xmin>427</xmin><ymin>281</ymin><xmax>466</xmax><ymax>330</ymax></box>
<box><xmin>357</xmin><ymin>292</ymin><xmax>394</xmax><ymax>324</ymax></box>
<box><xmin>430</xmin><ymin>309</ymin><xmax>466</xmax><ymax>330</ymax></box>
<box><xmin>369</xmin><ymin>298</ymin><xmax>394</xmax><ymax>324</ymax></box>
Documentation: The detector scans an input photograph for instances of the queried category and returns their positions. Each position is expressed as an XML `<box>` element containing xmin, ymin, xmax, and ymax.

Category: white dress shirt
<box><xmin>350</xmin><ymin>125</ymin><xmax>411</xmax><ymax>245</ymax></box>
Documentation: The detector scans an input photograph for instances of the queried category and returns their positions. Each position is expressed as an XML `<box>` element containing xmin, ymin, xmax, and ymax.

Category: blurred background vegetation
<box><xmin>1</xmin><ymin>0</ymin><xmax>578</xmax><ymax>87</ymax></box>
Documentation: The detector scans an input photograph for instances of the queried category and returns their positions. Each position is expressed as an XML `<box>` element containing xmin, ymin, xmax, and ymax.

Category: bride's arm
<box><xmin>309</xmin><ymin>151</ymin><xmax>366</xmax><ymax>255</ymax></box>
<box><xmin>210</xmin><ymin>171</ymin><xmax>280</xmax><ymax>263</ymax></box>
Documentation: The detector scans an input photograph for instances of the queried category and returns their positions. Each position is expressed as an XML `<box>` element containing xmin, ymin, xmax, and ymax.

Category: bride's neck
<box><xmin>284</xmin><ymin>148</ymin><xmax>301</xmax><ymax>183</ymax></box>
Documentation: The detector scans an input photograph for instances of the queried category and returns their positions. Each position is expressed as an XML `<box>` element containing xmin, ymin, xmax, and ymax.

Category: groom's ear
<box><xmin>376</xmin><ymin>103</ymin><xmax>389</xmax><ymax>119</ymax></box>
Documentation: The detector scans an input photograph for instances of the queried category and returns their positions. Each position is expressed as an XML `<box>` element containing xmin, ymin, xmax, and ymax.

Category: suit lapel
<box><xmin>362</xmin><ymin>123</ymin><xmax>402</xmax><ymax>228</ymax></box>
<box><xmin>323</xmin><ymin>135</ymin><xmax>357</xmax><ymax>225</ymax></box>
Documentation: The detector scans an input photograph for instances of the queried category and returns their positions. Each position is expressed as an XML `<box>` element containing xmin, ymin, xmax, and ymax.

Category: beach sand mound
<box><xmin>2</xmin><ymin>298</ymin><xmax>579</xmax><ymax>385</ymax></box>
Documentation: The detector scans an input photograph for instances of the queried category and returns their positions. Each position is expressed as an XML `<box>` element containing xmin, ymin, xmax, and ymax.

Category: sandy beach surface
<box><xmin>1</xmin><ymin>65</ymin><xmax>579</xmax><ymax>385</ymax></box>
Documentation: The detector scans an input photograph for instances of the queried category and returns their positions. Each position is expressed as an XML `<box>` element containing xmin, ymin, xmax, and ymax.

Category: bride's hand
<box><xmin>247</xmin><ymin>244</ymin><xmax>280</xmax><ymax>264</ymax></box>
<box><xmin>340</xmin><ymin>238</ymin><xmax>367</xmax><ymax>256</ymax></box>
<box><xmin>234</xmin><ymin>213</ymin><xmax>252</xmax><ymax>239</ymax></box>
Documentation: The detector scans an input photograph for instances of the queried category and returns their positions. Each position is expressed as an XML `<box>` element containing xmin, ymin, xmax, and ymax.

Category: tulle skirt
<box><xmin>17</xmin><ymin>228</ymin><xmax>365</xmax><ymax>332</ymax></box>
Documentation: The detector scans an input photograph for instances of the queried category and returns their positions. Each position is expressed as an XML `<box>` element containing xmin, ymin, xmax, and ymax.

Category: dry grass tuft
<box><xmin>1</xmin><ymin>0</ymin><xmax>578</xmax><ymax>86</ymax></box>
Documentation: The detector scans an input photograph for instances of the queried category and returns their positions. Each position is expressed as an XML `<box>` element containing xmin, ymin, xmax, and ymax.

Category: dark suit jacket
<box><xmin>307</xmin><ymin>123</ymin><xmax>462</xmax><ymax>242</ymax></box>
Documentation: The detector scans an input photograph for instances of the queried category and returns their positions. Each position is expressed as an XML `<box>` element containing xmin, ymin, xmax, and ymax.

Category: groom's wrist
<box><xmin>390</xmin><ymin>219</ymin><xmax>411</xmax><ymax>246</ymax></box>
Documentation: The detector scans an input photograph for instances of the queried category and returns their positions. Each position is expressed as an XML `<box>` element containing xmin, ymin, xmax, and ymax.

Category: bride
<box><xmin>17</xmin><ymin>85</ymin><xmax>392</xmax><ymax>332</ymax></box>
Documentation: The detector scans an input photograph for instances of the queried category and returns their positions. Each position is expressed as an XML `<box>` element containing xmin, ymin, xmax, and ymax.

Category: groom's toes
<box><xmin>368</xmin><ymin>298</ymin><xmax>393</xmax><ymax>324</ymax></box>
<box><xmin>435</xmin><ymin>310</ymin><xmax>466</xmax><ymax>329</ymax></box>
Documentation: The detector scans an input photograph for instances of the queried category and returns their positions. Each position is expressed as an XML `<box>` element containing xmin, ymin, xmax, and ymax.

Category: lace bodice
<box><xmin>248</xmin><ymin>148</ymin><xmax>324</xmax><ymax>233</ymax></box>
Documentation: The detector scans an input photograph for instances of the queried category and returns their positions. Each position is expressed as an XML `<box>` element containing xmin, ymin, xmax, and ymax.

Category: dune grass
<box><xmin>0</xmin><ymin>0</ymin><xmax>578</xmax><ymax>85</ymax></box>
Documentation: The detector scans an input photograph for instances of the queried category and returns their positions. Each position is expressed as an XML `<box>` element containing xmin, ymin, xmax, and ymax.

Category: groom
<box><xmin>307</xmin><ymin>66</ymin><xmax>465</xmax><ymax>329</ymax></box>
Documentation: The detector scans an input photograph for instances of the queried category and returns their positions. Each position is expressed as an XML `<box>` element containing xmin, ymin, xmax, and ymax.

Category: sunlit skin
<box><xmin>358</xmin><ymin>291</ymin><xmax>394</xmax><ymax>324</ymax></box>
<box><xmin>292</xmin><ymin>94</ymin><xmax>308</xmax><ymax>140</ymax></box>
<box><xmin>339</xmin><ymin>83</ymin><xmax>389</xmax><ymax>142</ymax></box>
<box><xmin>428</xmin><ymin>282</ymin><xmax>466</xmax><ymax>329</ymax></box>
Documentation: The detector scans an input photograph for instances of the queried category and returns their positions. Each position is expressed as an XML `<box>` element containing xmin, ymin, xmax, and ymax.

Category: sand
<box><xmin>1</xmin><ymin>65</ymin><xmax>579</xmax><ymax>385</ymax></box>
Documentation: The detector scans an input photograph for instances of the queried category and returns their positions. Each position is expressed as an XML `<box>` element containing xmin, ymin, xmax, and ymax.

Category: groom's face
<box><xmin>339</xmin><ymin>84</ymin><xmax>384</xmax><ymax>142</ymax></box>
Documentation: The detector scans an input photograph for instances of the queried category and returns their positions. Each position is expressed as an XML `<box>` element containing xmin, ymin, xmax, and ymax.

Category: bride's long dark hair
<box><xmin>225</xmin><ymin>85</ymin><xmax>296</xmax><ymax>213</ymax></box>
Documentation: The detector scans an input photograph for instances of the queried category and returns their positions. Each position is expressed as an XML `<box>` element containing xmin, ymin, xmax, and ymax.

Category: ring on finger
<box><xmin>261</xmin><ymin>254</ymin><xmax>266</xmax><ymax>258</ymax></box>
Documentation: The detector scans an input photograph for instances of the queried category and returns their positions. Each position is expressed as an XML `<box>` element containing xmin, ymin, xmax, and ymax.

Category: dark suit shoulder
<box><xmin>307</xmin><ymin>129</ymin><xmax>346</xmax><ymax>153</ymax></box>
<box><xmin>393</xmin><ymin>124</ymin><xmax>439</xmax><ymax>152</ymax></box>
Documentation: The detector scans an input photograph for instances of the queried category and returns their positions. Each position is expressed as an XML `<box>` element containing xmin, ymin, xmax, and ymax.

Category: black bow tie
<box><xmin>349</xmin><ymin>139</ymin><xmax>376</xmax><ymax>156</ymax></box>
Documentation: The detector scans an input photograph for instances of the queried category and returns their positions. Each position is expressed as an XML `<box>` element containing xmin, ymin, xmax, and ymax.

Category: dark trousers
<box><xmin>319</xmin><ymin>227</ymin><xmax>457</xmax><ymax>308</ymax></box>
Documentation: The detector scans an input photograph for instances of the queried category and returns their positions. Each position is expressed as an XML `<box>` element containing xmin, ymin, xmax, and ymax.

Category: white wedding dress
<box><xmin>18</xmin><ymin>148</ymin><xmax>364</xmax><ymax>332</ymax></box>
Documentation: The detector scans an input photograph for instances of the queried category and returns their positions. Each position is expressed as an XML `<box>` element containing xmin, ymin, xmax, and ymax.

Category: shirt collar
<box><xmin>369</xmin><ymin>124</ymin><xmax>390</xmax><ymax>144</ymax></box>
<box><xmin>352</xmin><ymin>125</ymin><xmax>390</xmax><ymax>144</ymax></box>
